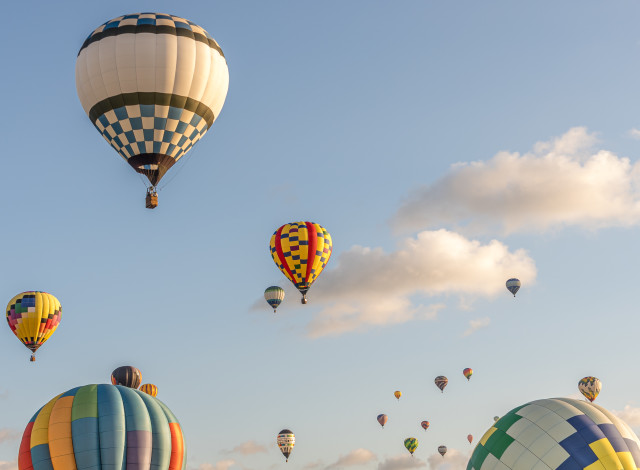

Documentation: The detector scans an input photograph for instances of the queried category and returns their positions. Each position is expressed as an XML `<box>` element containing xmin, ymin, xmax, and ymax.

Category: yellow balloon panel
<box><xmin>6</xmin><ymin>292</ymin><xmax>62</xmax><ymax>356</ymax></box>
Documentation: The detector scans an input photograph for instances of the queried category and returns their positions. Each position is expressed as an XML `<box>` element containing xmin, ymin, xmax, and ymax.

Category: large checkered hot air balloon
<box><xmin>467</xmin><ymin>398</ymin><xmax>640</xmax><ymax>470</ymax></box>
<box><xmin>6</xmin><ymin>291</ymin><xmax>62</xmax><ymax>362</ymax></box>
<box><xmin>270</xmin><ymin>222</ymin><xmax>332</xmax><ymax>304</ymax></box>
<box><xmin>75</xmin><ymin>13</ymin><xmax>229</xmax><ymax>208</ymax></box>
<box><xmin>18</xmin><ymin>384</ymin><xmax>185</xmax><ymax>470</ymax></box>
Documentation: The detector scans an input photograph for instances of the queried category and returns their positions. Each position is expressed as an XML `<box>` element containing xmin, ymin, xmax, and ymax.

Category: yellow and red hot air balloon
<box><xmin>6</xmin><ymin>291</ymin><xmax>62</xmax><ymax>362</ymax></box>
<box><xmin>463</xmin><ymin>368</ymin><xmax>473</xmax><ymax>381</ymax></box>
<box><xmin>140</xmin><ymin>383</ymin><xmax>158</xmax><ymax>397</ymax></box>
<box><xmin>394</xmin><ymin>391</ymin><xmax>402</xmax><ymax>401</ymax></box>
<box><xmin>270</xmin><ymin>222</ymin><xmax>332</xmax><ymax>304</ymax></box>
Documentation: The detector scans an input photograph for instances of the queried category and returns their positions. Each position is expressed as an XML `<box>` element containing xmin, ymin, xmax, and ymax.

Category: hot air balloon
<box><xmin>468</xmin><ymin>398</ymin><xmax>640</xmax><ymax>470</ymax></box>
<box><xmin>111</xmin><ymin>366</ymin><xmax>142</xmax><ymax>389</ymax></box>
<box><xmin>493</xmin><ymin>416</ymin><xmax>499</xmax><ymax>422</ymax></box>
<box><xmin>578</xmin><ymin>376</ymin><xmax>602</xmax><ymax>402</ymax></box>
<box><xmin>140</xmin><ymin>383</ymin><xmax>158</xmax><ymax>397</ymax></box>
<box><xmin>18</xmin><ymin>384</ymin><xmax>185</xmax><ymax>470</ymax></box>
<box><xmin>506</xmin><ymin>278</ymin><xmax>521</xmax><ymax>297</ymax></box>
<box><xmin>75</xmin><ymin>13</ymin><xmax>229</xmax><ymax>208</ymax></box>
<box><xmin>463</xmin><ymin>368</ymin><xmax>473</xmax><ymax>381</ymax></box>
<box><xmin>377</xmin><ymin>414</ymin><xmax>388</xmax><ymax>428</ymax></box>
<box><xmin>404</xmin><ymin>438</ymin><xmax>418</xmax><ymax>456</ymax></box>
<box><xmin>6</xmin><ymin>291</ymin><xmax>62</xmax><ymax>362</ymax></box>
<box><xmin>264</xmin><ymin>286</ymin><xmax>285</xmax><ymax>313</ymax></box>
<box><xmin>438</xmin><ymin>445</ymin><xmax>447</xmax><ymax>457</ymax></box>
<box><xmin>277</xmin><ymin>429</ymin><xmax>295</xmax><ymax>462</ymax></box>
<box><xmin>467</xmin><ymin>434</ymin><xmax>473</xmax><ymax>444</ymax></box>
<box><xmin>394</xmin><ymin>391</ymin><xmax>402</xmax><ymax>401</ymax></box>
<box><xmin>269</xmin><ymin>222</ymin><xmax>332</xmax><ymax>304</ymax></box>
<box><xmin>435</xmin><ymin>376</ymin><xmax>448</xmax><ymax>393</ymax></box>
<box><xmin>421</xmin><ymin>421</ymin><xmax>430</xmax><ymax>431</ymax></box>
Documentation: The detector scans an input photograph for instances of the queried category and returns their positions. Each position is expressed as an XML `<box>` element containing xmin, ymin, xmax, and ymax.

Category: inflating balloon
<box><xmin>111</xmin><ymin>366</ymin><xmax>142</xmax><ymax>389</ymax></box>
<box><xmin>75</xmin><ymin>13</ymin><xmax>229</xmax><ymax>208</ymax></box>
<box><xmin>270</xmin><ymin>222</ymin><xmax>332</xmax><ymax>304</ymax></box>
<box><xmin>468</xmin><ymin>398</ymin><xmax>640</xmax><ymax>470</ymax></box>
<box><xmin>264</xmin><ymin>286</ymin><xmax>285</xmax><ymax>313</ymax></box>
<box><xmin>506</xmin><ymin>278</ymin><xmax>521</xmax><ymax>297</ymax></box>
<box><xmin>377</xmin><ymin>414</ymin><xmax>388</xmax><ymax>428</ymax></box>
<box><xmin>463</xmin><ymin>368</ymin><xmax>473</xmax><ymax>381</ymax></box>
<box><xmin>435</xmin><ymin>376</ymin><xmax>448</xmax><ymax>392</ymax></box>
<box><xmin>140</xmin><ymin>383</ymin><xmax>158</xmax><ymax>397</ymax></box>
<box><xmin>6</xmin><ymin>291</ymin><xmax>61</xmax><ymax>362</ymax></box>
<box><xmin>277</xmin><ymin>429</ymin><xmax>295</xmax><ymax>462</ymax></box>
<box><xmin>18</xmin><ymin>384</ymin><xmax>185</xmax><ymax>470</ymax></box>
<box><xmin>421</xmin><ymin>421</ymin><xmax>429</xmax><ymax>431</ymax></box>
<box><xmin>394</xmin><ymin>391</ymin><xmax>402</xmax><ymax>401</ymax></box>
<box><xmin>578</xmin><ymin>376</ymin><xmax>602</xmax><ymax>402</ymax></box>
<box><xmin>404</xmin><ymin>438</ymin><xmax>418</xmax><ymax>456</ymax></box>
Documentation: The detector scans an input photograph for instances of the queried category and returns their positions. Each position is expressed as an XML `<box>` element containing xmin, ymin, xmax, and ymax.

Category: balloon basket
<box><xmin>146</xmin><ymin>192</ymin><xmax>158</xmax><ymax>209</ymax></box>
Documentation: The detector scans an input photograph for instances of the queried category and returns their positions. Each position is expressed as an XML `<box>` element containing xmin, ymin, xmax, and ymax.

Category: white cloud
<box><xmin>377</xmin><ymin>455</ymin><xmax>426</xmax><ymax>470</ymax></box>
<box><xmin>462</xmin><ymin>317</ymin><xmax>490</xmax><ymax>337</ymax></box>
<box><xmin>427</xmin><ymin>449</ymin><xmax>470</xmax><ymax>470</ymax></box>
<box><xmin>307</xmin><ymin>229</ymin><xmax>536</xmax><ymax>337</ymax></box>
<box><xmin>326</xmin><ymin>448</ymin><xmax>376</xmax><ymax>468</ymax></box>
<box><xmin>222</xmin><ymin>441</ymin><xmax>266</xmax><ymax>455</ymax></box>
<box><xmin>393</xmin><ymin>127</ymin><xmax>640</xmax><ymax>235</ymax></box>
<box><xmin>0</xmin><ymin>462</ymin><xmax>17</xmax><ymax>470</ymax></box>
<box><xmin>611</xmin><ymin>405</ymin><xmax>640</xmax><ymax>427</ymax></box>
<box><xmin>629</xmin><ymin>128</ymin><xmax>640</xmax><ymax>139</ymax></box>
<box><xmin>196</xmin><ymin>461</ymin><xmax>237</xmax><ymax>470</ymax></box>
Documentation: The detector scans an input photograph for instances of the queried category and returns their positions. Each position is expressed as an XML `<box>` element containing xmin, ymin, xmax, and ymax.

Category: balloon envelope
<box><xmin>277</xmin><ymin>429</ymin><xmax>295</xmax><ymax>462</ymax></box>
<box><xmin>468</xmin><ymin>398</ymin><xmax>640</xmax><ymax>470</ymax></box>
<box><xmin>435</xmin><ymin>376</ymin><xmax>448</xmax><ymax>392</ymax></box>
<box><xmin>463</xmin><ymin>368</ymin><xmax>473</xmax><ymax>380</ymax></box>
<box><xmin>468</xmin><ymin>434</ymin><xmax>473</xmax><ymax>444</ymax></box>
<box><xmin>140</xmin><ymin>383</ymin><xmax>158</xmax><ymax>397</ymax></box>
<box><xmin>264</xmin><ymin>286</ymin><xmax>285</xmax><ymax>312</ymax></box>
<box><xmin>270</xmin><ymin>222</ymin><xmax>332</xmax><ymax>303</ymax></box>
<box><xmin>18</xmin><ymin>384</ymin><xmax>185</xmax><ymax>470</ymax></box>
<box><xmin>438</xmin><ymin>445</ymin><xmax>447</xmax><ymax>457</ymax></box>
<box><xmin>404</xmin><ymin>438</ymin><xmax>418</xmax><ymax>455</ymax></box>
<box><xmin>506</xmin><ymin>278</ymin><xmax>521</xmax><ymax>296</ymax></box>
<box><xmin>111</xmin><ymin>366</ymin><xmax>142</xmax><ymax>389</ymax></box>
<box><xmin>578</xmin><ymin>376</ymin><xmax>602</xmax><ymax>402</ymax></box>
<box><xmin>6</xmin><ymin>291</ymin><xmax>61</xmax><ymax>361</ymax></box>
<box><xmin>394</xmin><ymin>391</ymin><xmax>402</xmax><ymax>400</ymax></box>
<box><xmin>421</xmin><ymin>421</ymin><xmax>430</xmax><ymax>431</ymax></box>
<box><xmin>75</xmin><ymin>13</ymin><xmax>229</xmax><ymax>190</ymax></box>
<box><xmin>377</xmin><ymin>414</ymin><xmax>388</xmax><ymax>428</ymax></box>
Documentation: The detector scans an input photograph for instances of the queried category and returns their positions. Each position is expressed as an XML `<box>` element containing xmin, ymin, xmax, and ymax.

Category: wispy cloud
<box><xmin>307</xmin><ymin>229</ymin><xmax>536</xmax><ymax>337</ymax></box>
<box><xmin>0</xmin><ymin>430</ymin><xmax>20</xmax><ymax>444</ymax></box>
<box><xmin>462</xmin><ymin>317</ymin><xmax>490</xmax><ymax>337</ymax></box>
<box><xmin>427</xmin><ymin>449</ymin><xmax>470</xmax><ymax>470</ymax></box>
<box><xmin>629</xmin><ymin>128</ymin><xmax>640</xmax><ymax>139</ymax></box>
<box><xmin>393</xmin><ymin>127</ymin><xmax>640</xmax><ymax>235</ymax></box>
<box><xmin>377</xmin><ymin>455</ymin><xmax>426</xmax><ymax>470</ymax></box>
<box><xmin>195</xmin><ymin>461</ymin><xmax>237</xmax><ymax>470</ymax></box>
<box><xmin>326</xmin><ymin>448</ymin><xmax>376</xmax><ymax>468</ymax></box>
<box><xmin>0</xmin><ymin>462</ymin><xmax>17</xmax><ymax>470</ymax></box>
<box><xmin>611</xmin><ymin>404</ymin><xmax>640</xmax><ymax>427</ymax></box>
<box><xmin>222</xmin><ymin>441</ymin><xmax>266</xmax><ymax>456</ymax></box>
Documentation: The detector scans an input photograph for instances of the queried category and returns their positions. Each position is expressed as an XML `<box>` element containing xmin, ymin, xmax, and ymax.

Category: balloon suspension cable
<box><xmin>138</xmin><ymin>172</ymin><xmax>149</xmax><ymax>188</ymax></box>
<box><xmin>157</xmin><ymin>146</ymin><xmax>198</xmax><ymax>192</ymax></box>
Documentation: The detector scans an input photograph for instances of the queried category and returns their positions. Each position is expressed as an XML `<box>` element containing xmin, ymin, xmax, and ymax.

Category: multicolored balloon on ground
<box><xmin>277</xmin><ymin>429</ymin><xmax>295</xmax><ymax>462</ymax></box>
<box><xmin>111</xmin><ymin>366</ymin><xmax>142</xmax><ymax>389</ymax></box>
<box><xmin>463</xmin><ymin>368</ymin><xmax>473</xmax><ymax>381</ymax></box>
<box><xmin>269</xmin><ymin>222</ymin><xmax>332</xmax><ymax>304</ymax></box>
<box><xmin>377</xmin><ymin>414</ymin><xmax>388</xmax><ymax>428</ymax></box>
<box><xmin>18</xmin><ymin>384</ymin><xmax>185</xmax><ymax>470</ymax></box>
<box><xmin>578</xmin><ymin>376</ymin><xmax>602</xmax><ymax>402</ymax></box>
<box><xmin>435</xmin><ymin>376</ymin><xmax>448</xmax><ymax>392</ymax></box>
<box><xmin>394</xmin><ymin>391</ymin><xmax>402</xmax><ymax>400</ymax></box>
<box><xmin>506</xmin><ymin>278</ymin><xmax>521</xmax><ymax>297</ymax></box>
<box><xmin>467</xmin><ymin>434</ymin><xmax>473</xmax><ymax>444</ymax></box>
<box><xmin>140</xmin><ymin>383</ymin><xmax>158</xmax><ymax>397</ymax></box>
<box><xmin>421</xmin><ymin>421</ymin><xmax>430</xmax><ymax>431</ymax></box>
<box><xmin>438</xmin><ymin>445</ymin><xmax>447</xmax><ymax>457</ymax></box>
<box><xmin>404</xmin><ymin>438</ymin><xmax>418</xmax><ymax>455</ymax></box>
<box><xmin>6</xmin><ymin>291</ymin><xmax>62</xmax><ymax>362</ymax></box>
<box><xmin>264</xmin><ymin>286</ymin><xmax>285</xmax><ymax>312</ymax></box>
<box><xmin>468</xmin><ymin>398</ymin><xmax>640</xmax><ymax>470</ymax></box>
<box><xmin>75</xmin><ymin>13</ymin><xmax>229</xmax><ymax>207</ymax></box>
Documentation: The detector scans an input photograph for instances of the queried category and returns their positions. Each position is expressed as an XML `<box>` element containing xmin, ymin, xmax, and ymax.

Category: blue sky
<box><xmin>2</xmin><ymin>1</ymin><xmax>640</xmax><ymax>469</ymax></box>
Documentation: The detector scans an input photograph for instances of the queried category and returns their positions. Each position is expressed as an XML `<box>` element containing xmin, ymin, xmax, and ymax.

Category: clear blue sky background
<box><xmin>1</xmin><ymin>2</ymin><xmax>640</xmax><ymax>469</ymax></box>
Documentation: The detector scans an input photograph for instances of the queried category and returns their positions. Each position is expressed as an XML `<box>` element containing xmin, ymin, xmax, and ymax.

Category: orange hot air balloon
<box><xmin>394</xmin><ymin>391</ymin><xmax>402</xmax><ymax>401</ymax></box>
<box><xmin>463</xmin><ymin>368</ymin><xmax>473</xmax><ymax>381</ymax></box>
<box><xmin>468</xmin><ymin>434</ymin><xmax>473</xmax><ymax>444</ymax></box>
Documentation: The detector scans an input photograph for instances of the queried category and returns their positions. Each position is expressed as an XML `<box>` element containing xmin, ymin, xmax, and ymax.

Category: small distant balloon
<box><xmin>111</xmin><ymin>366</ymin><xmax>142</xmax><ymax>389</ymax></box>
<box><xmin>377</xmin><ymin>414</ymin><xmax>388</xmax><ymax>428</ymax></box>
<box><xmin>140</xmin><ymin>383</ymin><xmax>158</xmax><ymax>397</ymax></box>
<box><xmin>506</xmin><ymin>278</ymin><xmax>521</xmax><ymax>297</ymax></box>
<box><xmin>264</xmin><ymin>286</ymin><xmax>285</xmax><ymax>313</ymax></box>
<box><xmin>421</xmin><ymin>421</ymin><xmax>430</xmax><ymax>431</ymax></box>
<box><xmin>463</xmin><ymin>368</ymin><xmax>473</xmax><ymax>381</ymax></box>
<box><xmin>494</xmin><ymin>416</ymin><xmax>500</xmax><ymax>422</ymax></box>
<box><xmin>435</xmin><ymin>376</ymin><xmax>448</xmax><ymax>392</ymax></box>
<box><xmin>438</xmin><ymin>445</ymin><xmax>447</xmax><ymax>457</ymax></box>
<box><xmin>578</xmin><ymin>376</ymin><xmax>602</xmax><ymax>402</ymax></box>
<box><xmin>404</xmin><ymin>438</ymin><xmax>418</xmax><ymax>455</ymax></box>
<box><xmin>394</xmin><ymin>391</ymin><xmax>402</xmax><ymax>400</ymax></box>
<box><xmin>277</xmin><ymin>429</ymin><xmax>295</xmax><ymax>462</ymax></box>
<box><xmin>467</xmin><ymin>434</ymin><xmax>473</xmax><ymax>444</ymax></box>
